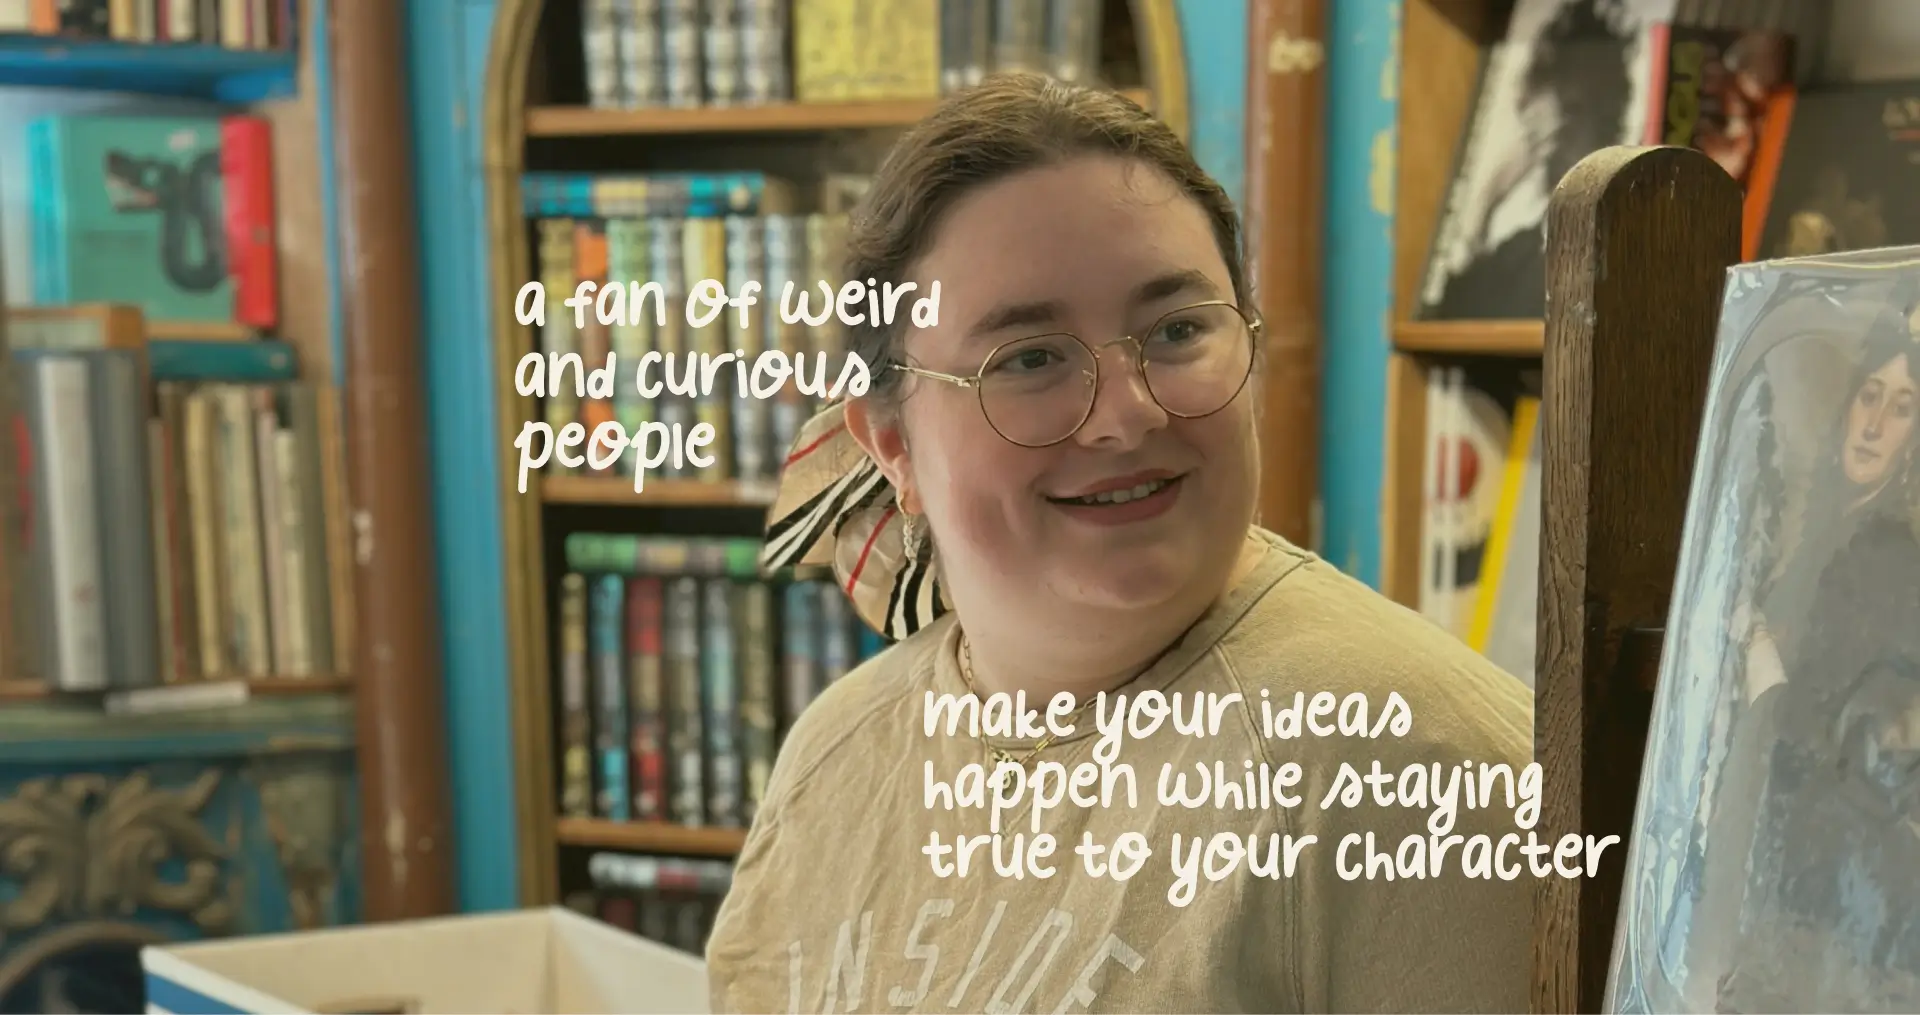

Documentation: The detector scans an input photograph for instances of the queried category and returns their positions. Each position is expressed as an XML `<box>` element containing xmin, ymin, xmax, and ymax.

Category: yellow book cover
<box><xmin>794</xmin><ymin>0</ymin><xmax>940</xmax><ymax>102</ymax></box>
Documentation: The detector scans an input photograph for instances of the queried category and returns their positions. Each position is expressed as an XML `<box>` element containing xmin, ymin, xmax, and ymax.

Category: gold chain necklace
<box><xmin>957</xmin><ymin>635</ymin><xmax>1097</xmax><ymax>770</ymax></box>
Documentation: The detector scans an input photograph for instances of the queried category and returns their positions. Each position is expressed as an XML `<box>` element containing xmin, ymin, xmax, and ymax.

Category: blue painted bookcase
<box><xmin>0</xmin><ymin>16</ymin><xmax>365</xmax><ymax>1013</ymax></box>
<box><xmin>409</xmin><ymin>0</ymin><xmax>1253</xmax><ymax>912</ymax></box>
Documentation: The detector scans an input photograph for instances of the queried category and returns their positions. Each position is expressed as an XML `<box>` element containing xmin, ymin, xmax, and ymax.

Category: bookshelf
<box><xmin>1377</xmin><ymin>0</ymin><xmax>1836</xmax><ymax>612</ymax></box>
<box><xmin>481</xmin><ymin>0</ymin><xmax>1193</xmax><ymax>919</ymax></box>
<box><xmin>0</xmin><ymin>32</ymin><xmax>297</xmax><ymax>102</ymax></box>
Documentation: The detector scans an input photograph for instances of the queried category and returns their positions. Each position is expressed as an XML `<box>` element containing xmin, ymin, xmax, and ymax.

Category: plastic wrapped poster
<box><xmin>1606</xmin><ymin>246</ymin><xmax>1920</xmax><ymax>1013</ymax></box>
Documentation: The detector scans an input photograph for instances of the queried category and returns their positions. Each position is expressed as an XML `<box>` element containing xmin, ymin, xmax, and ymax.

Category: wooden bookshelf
<box><xmin>484</xmin><ymin>0</ymin><xmax>1192</xmax><ymax>909</ymax></box>
<box><xmin>1392</xmin><ymin>319</ymin><xmax>1544</xmax><ymax>357</ymax></box>
<box><xmin>526</xmin><ymin>89</ymin><xmax>1156</xmax><ymax>137</ymax></box>
<box><xmin>555</xmin><ymin>817</ymin><xmax>747</xmax><ymax>857</ymax></box>
<box><xmin>1380</xmin><ymin>0</ymin><xmax>1533</xmax><ymax>608</ymax></box>
<box><xmin>0</xmin><ymin>675</ymin><xmax>351</xmax><ymax>701</ymax></box>
<box><xmin>540</xmin><ymin>474</ymin><xmax>777</xmax><ymax>508</ymax></box>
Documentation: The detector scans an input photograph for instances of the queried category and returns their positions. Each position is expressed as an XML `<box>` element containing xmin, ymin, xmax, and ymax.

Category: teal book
<box><xmin>29</xmin><ymin>114</ymin><xmax>232</xmax><ymax>323</ymax></box>
<box><xmin>148</xmin><ymin>339</ymin><xmax>297</xmax><ymax>382</ymax></box>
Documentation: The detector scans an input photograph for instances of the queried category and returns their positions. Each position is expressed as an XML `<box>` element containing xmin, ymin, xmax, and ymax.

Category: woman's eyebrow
<box><xmin>1131</xmin><ymin>268</ymin><xmax>1219</xmax><ymax>307</ymax></box>
<box><xmin>965</xmin><ymin>270</ymin><xmax>1224</xmax><ymax>339</ymax></box>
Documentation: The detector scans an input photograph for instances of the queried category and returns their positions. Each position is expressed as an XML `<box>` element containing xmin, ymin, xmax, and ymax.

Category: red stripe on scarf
<box><xmin>785</xmin><ymin>423</ymin><xmax>847</xmax><ymax>466</ymax></box>
<box><xmin>845</xmin><ymin>504</ymin><xmax>896</xmax><ymax>595</ymax></box>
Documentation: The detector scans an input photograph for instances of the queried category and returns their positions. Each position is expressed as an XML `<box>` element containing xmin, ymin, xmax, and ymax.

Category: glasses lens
<box><xmin>1140</xmin><ymin>303</ymin><xmax>1254</xmax><ymax>417</ymax></box>
<box><xmin>978</xmin><ymin>333</ymin><xmax>1097</xmax><ymax>446</ymax></box>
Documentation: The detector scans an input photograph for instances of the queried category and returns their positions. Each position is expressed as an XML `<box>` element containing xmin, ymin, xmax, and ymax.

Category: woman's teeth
<box><xmin>1063</xmin><ymin>477</ymin><xmax>1172</xmax><ymax>505</ymax></box>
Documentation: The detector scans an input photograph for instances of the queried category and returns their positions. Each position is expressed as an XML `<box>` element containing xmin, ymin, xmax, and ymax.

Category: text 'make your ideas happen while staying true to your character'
<box><xmin>509</xmin><ymin>276</ymin><xmax>942</xmax><ymax>492</ymax></box>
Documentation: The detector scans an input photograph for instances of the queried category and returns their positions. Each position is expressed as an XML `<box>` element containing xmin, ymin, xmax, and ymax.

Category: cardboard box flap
<box><xmin>144</xmin><ymin>907</ymin><xmax>708</xmax><ymax>1014</ymax></box>
<box><xmin>547</xmin><ymin>908</ymin><xmax>709</xmax><ymax>1013</ymax></box>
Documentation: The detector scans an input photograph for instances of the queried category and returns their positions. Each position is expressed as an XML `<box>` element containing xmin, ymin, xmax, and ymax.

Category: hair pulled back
<box><xmin>842</xmin><ymin>72</ymin><xmax>1248</xmax><ymax>406</ymax></box>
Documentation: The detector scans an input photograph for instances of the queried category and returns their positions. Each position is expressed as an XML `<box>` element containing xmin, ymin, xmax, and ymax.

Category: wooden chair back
<box><xmin>1530</xmin><ymin>144</ymin><xmax>1743</xmax><ymax>1013</ymax></box>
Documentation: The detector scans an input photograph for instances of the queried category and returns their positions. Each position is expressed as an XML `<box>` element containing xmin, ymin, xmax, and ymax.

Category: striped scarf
<box><xmin>760</xmin><ymin>401</ymin><xmax>950</xmax><ymax>641</ymax></box>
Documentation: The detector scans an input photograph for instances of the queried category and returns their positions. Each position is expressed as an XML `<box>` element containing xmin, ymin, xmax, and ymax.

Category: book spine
<box><xmin>662</xmin><ymin>0</ymin><xmax>703</xmax><ymax>108</ymax></box>
<box><xmin>147</xmin><ymin>417</ymin><xmax>180</xmax><ymax>683</ymax></box>
<box><xmin>763</xmin><ymin>213</ymin><xmax>806</xmax><ymax>460</ymax></box>
<box><xmin>315</xmin><ymin>387</ymin><xmax>354</xmax><ymax>672</ymax></box>
<box><xmin>701</xmin><ymin>579</ymin><xmax>741</xmax><ymax>826</ymax></box>
<box><xmin>559</xmin><ymin>573</ymin><xmax>593</xmax><ymax>818</ymax></box>
<box><xmin>606</xmin><ymin>217</ymin><xmax>654</xmax><ymax>475</ymax></box>
<box><xmin>183</xmin><ymin>388</ymin><xmax>226</xmax><ymax>678</ymax></box>
<box><xmin>781</xmin><ymin>579</ymin><xmax>821</xmax><ymax>737</ymax></box>
<box><xmin>584</xmin><ymin>0</ymin><xmax>624</xmax><ymax>109</ymax></box>
<box><xmin>22</xmin><ymin>355</ymin><xmax>108</xmax><ymax>691</ymax></box>
<box><xmin>618</xmin><ymin>0</ymin><xmax>666</xmax><ymax>109</ymax></box>
<box><xmin>574</xmin><ymin>219</ymin><xmax>616</xmax><ymax>472</ymax></box>
<box><xmin>650</xmin><ymin>216</ymin><xmax>695</xmax><ymax>473</ymax></box>
<box><xmin>702</xmin><ymin>0</ymin><xmax>742</xmax><ymax>107</ymax></box>
<box><xmin>592</xmin><ymin>573</ymin><xmax>630</xmax><ymax>820</ymax></box>
<box><xmin>725</xmin><ymin>215</ymin><xmax>768</xmax><ymax>483</ymax></box>
<box><xmin>738</xmin><ymin>580</ymin><xmax>775</xmax><ymax>822</ymax></box>
<box><xmin>254</xmin><ymin>388</ymin><xmax>293</xmax><ymax>675</ymax></box>
<box><xmin>216</xmin><ymin>385</ymin><xmax>271</xmax><ymax>675</ymax></box>
<box><xmin>220</xmin><ymin>115</ymin><xmax>279</xmax><ymax>330</ymax></box>
<box><xmin>272</xmin><ymin>426</ymin><xmax>314</xmax><ymax>675</ymax></box>
<box><xmin>627</xmin><ymin>575</ymin><xmax>667</xmax><ymax>821</ymax></box>
<box><xmin>665</xmin><ymin>575</ymin><xmax>705</xmax><ymax>825</ymax></box>
<box><xmin>148</xmin><ymin>339</ymin><xmax>298</xmax><ymax>383</ymax></box>
<box><xmin>284</xmin><ymin>385</ymin><xmax>333</xmax><ymax>674</ymax></box>
<box><xmin>89</xmin><ymin>350</ymin><xmax>161</xmax><ymax>689</ymax></box>
<box><xmin>154</xmin><ymin>385</ymin><xmax>200</xmax><ymax>681</ymax></box>
<box><xmin>740</xmin><ymin>0</ymin><xmax>789</xmax><ymax>104</ymax></box>
<box><xmin>991</xmin><ymin>0</ymin><xmax>1045</xmax><ymax>73</ymax></box>
<box><xmin>681</xmin><ymin>218</ymin><xmax>730</xmax><ymax>478</ymax></box>
<box><xmin>818</xmin><ymin>581</ymin><xmax>854</xmax><ymax>684</ymax></box>
<box><xmin>538</xmin><ymin>219</ymin><xmax>580</xmax><ymax>467</ymax></box>
<box><xmin>1043</xmin><ymin>0</ymin><xmax>1102</xmax><ymax>85</ymax></box>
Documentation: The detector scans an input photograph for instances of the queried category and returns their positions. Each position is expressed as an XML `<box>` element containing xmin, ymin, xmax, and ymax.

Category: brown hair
<box><xmin>843</xmin><ymin>72</ymin><xmax>1249</xmax><ymax>405</ymax></box>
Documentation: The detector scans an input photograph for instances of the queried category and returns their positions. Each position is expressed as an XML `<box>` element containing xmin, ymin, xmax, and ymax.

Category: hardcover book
<box><xmin>29</xmin><ymin>115</ymin><xmax>234</xmax><ymax>324</ymax></box>
<box><xmin>1606</xmin><ymin>247</ymin><xmax>1920</xmax><ymax>1012</ymax></box>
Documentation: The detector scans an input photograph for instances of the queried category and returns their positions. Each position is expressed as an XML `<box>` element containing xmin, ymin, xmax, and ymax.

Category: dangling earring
<box><xmin>902</xmin><ymin>512</ymin><xmax>927</xmax><ymax>560</ymax></box>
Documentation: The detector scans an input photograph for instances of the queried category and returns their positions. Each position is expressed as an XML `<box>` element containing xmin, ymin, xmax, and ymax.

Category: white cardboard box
<box><xmin>141</xmin><ymin>906</ymin><xmax>709</xmax><ymax>1014</ymax></box>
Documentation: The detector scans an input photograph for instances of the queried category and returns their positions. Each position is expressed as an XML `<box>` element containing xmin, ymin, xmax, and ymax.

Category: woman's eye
<box><xmin>1152</xmin><ymin>319</ymin><xmax>1203</xmax><ymax>345</ymax></box>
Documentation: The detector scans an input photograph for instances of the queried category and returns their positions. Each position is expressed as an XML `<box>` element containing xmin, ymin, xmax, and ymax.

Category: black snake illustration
<box><xmin>102</xmin><ymin>149</ymin><xmax>227</xmax><ymax>293</ymax></box>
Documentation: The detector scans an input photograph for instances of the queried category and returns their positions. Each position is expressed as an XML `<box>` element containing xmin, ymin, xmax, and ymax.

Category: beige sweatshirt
<box><xmin>708</xmin><ymin>529</ymin><xmax>1536</xmax><ymax>1013</ymax></box>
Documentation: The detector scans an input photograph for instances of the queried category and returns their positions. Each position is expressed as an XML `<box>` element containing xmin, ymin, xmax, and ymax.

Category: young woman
<box><xmin>707</xmin><ymin>75</ymin><xmax>1534</xmax><ymax>1013</ymax></box>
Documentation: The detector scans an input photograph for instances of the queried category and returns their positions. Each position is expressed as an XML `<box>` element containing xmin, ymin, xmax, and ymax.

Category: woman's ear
<box><xmin>845</xmin><ymin>397</ymin><xmax>920</xmax><ymax>514</ymax></box>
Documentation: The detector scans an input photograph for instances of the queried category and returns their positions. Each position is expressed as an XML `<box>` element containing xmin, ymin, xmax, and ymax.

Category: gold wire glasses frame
<box><xmin>891</xmin><ymin>300</ymin><xmax>1263</xmax><ymax>448</ymax></box>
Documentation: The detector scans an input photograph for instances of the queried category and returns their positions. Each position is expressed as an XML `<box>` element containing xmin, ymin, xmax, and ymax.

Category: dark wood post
<box><xmin>1531</xmin><ymin>145</ymin><xmax>1741</xmax><ymax>1013</ymax></box>
<box><xmin>1244</xmin><ymin>0</ymin><xmax>1325</xmax><ymax>547</ymax></box>
<box><xmin>329</xmin><ymin>0</ymin><xmax>458</xmax><ymax>920</ymax></box>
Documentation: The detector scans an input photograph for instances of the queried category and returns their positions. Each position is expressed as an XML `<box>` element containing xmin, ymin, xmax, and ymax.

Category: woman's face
<box><xmin>866</xmin><ymin>154</ymin><xmax>1259</xmax><ymax>620</ymax></box>
<box><xmin>1843</xmin><ymin>352</ymin><xmax>1917</xmax><ymax>488</ymax></box>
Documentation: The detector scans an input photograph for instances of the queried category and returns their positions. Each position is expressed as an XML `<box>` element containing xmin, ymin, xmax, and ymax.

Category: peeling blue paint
<box><xmin>1321</xmin><ymin>0</ymin><xmax>1399</xmax><ymax>586</ymax></box>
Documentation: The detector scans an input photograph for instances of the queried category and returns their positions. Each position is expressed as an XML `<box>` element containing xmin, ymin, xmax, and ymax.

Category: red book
<box><xmin>219</xmin><ymin>115</ymin><xmax>280</xmax><ymax>330</ymax></box>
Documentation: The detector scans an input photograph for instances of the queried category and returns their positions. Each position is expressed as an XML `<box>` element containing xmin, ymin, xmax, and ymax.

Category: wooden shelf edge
<box><xmin>1393</xmin><ymin>319</ymin><xmax>1544</xmax><ymax>357</ymax></box>
<box><xmin>0</xmin><ymin>675</ymin><xmax>351</xmax><ymax>702</ymax></box>
<box><xmin>539</xmin><ymin>473</ymin><xmax>777</xmax><ymax>508</ymax></box>
<box><xmin>555</xmin><ymin>817</ymin><xmax>746</xmax><ymax>857</ymax></box>
<box><xmin>526</xmin><ymin>88</ymin><xmax>1155</xmax><ymax>138</ymax></box>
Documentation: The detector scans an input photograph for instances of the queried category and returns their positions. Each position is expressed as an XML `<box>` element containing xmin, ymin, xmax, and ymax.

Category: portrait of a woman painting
<box><xmin>1606</xmin><ymin>257</ymin><xmax>1920</xmax><ymax>1014</ymax></box>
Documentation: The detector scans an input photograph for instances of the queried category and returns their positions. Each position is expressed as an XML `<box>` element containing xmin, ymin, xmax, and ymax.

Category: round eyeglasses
<box><xmin>891</xmin><ymin>300</ymin><xmax>1261</xmax><ymax>448</ymax></box>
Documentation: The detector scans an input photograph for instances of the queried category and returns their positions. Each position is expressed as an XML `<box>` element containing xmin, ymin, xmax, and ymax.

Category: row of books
<box><xmin>0</xmin><ymin>0</ymin><xmax>292</xmax><ymax>49</ymax></box>
<box><xmin>29</xmin><ymin>112</ymin><xmax>280</xmax><ymax>331</ymax></box>
<box><xmin>576</xmin><ymin>0</ymin><xmax>1105</xmax><ymax>110</ymax></box>
<box><xmin>527</xmin><ymin>172</ymin><xmax>860</xmax><ymax>486</ymax></box>
<box><xmin>556</xmin><ymin>534</ymin><xmax>886</xmax><ymax>829</ymax></box>
<box><xmin>565</xmin><ymin>852</ymin><xmax>734</xmax><ymax>957</ymax></box>
<box><xmin>1417</xmin><ymin>0</ymin><xmax>1916</xmax><ymax>322</ymax></box>
<box><xmin>4</xmin><ymin>331</ymin><xmax>346</xmax><ymax>693</ymax></box>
